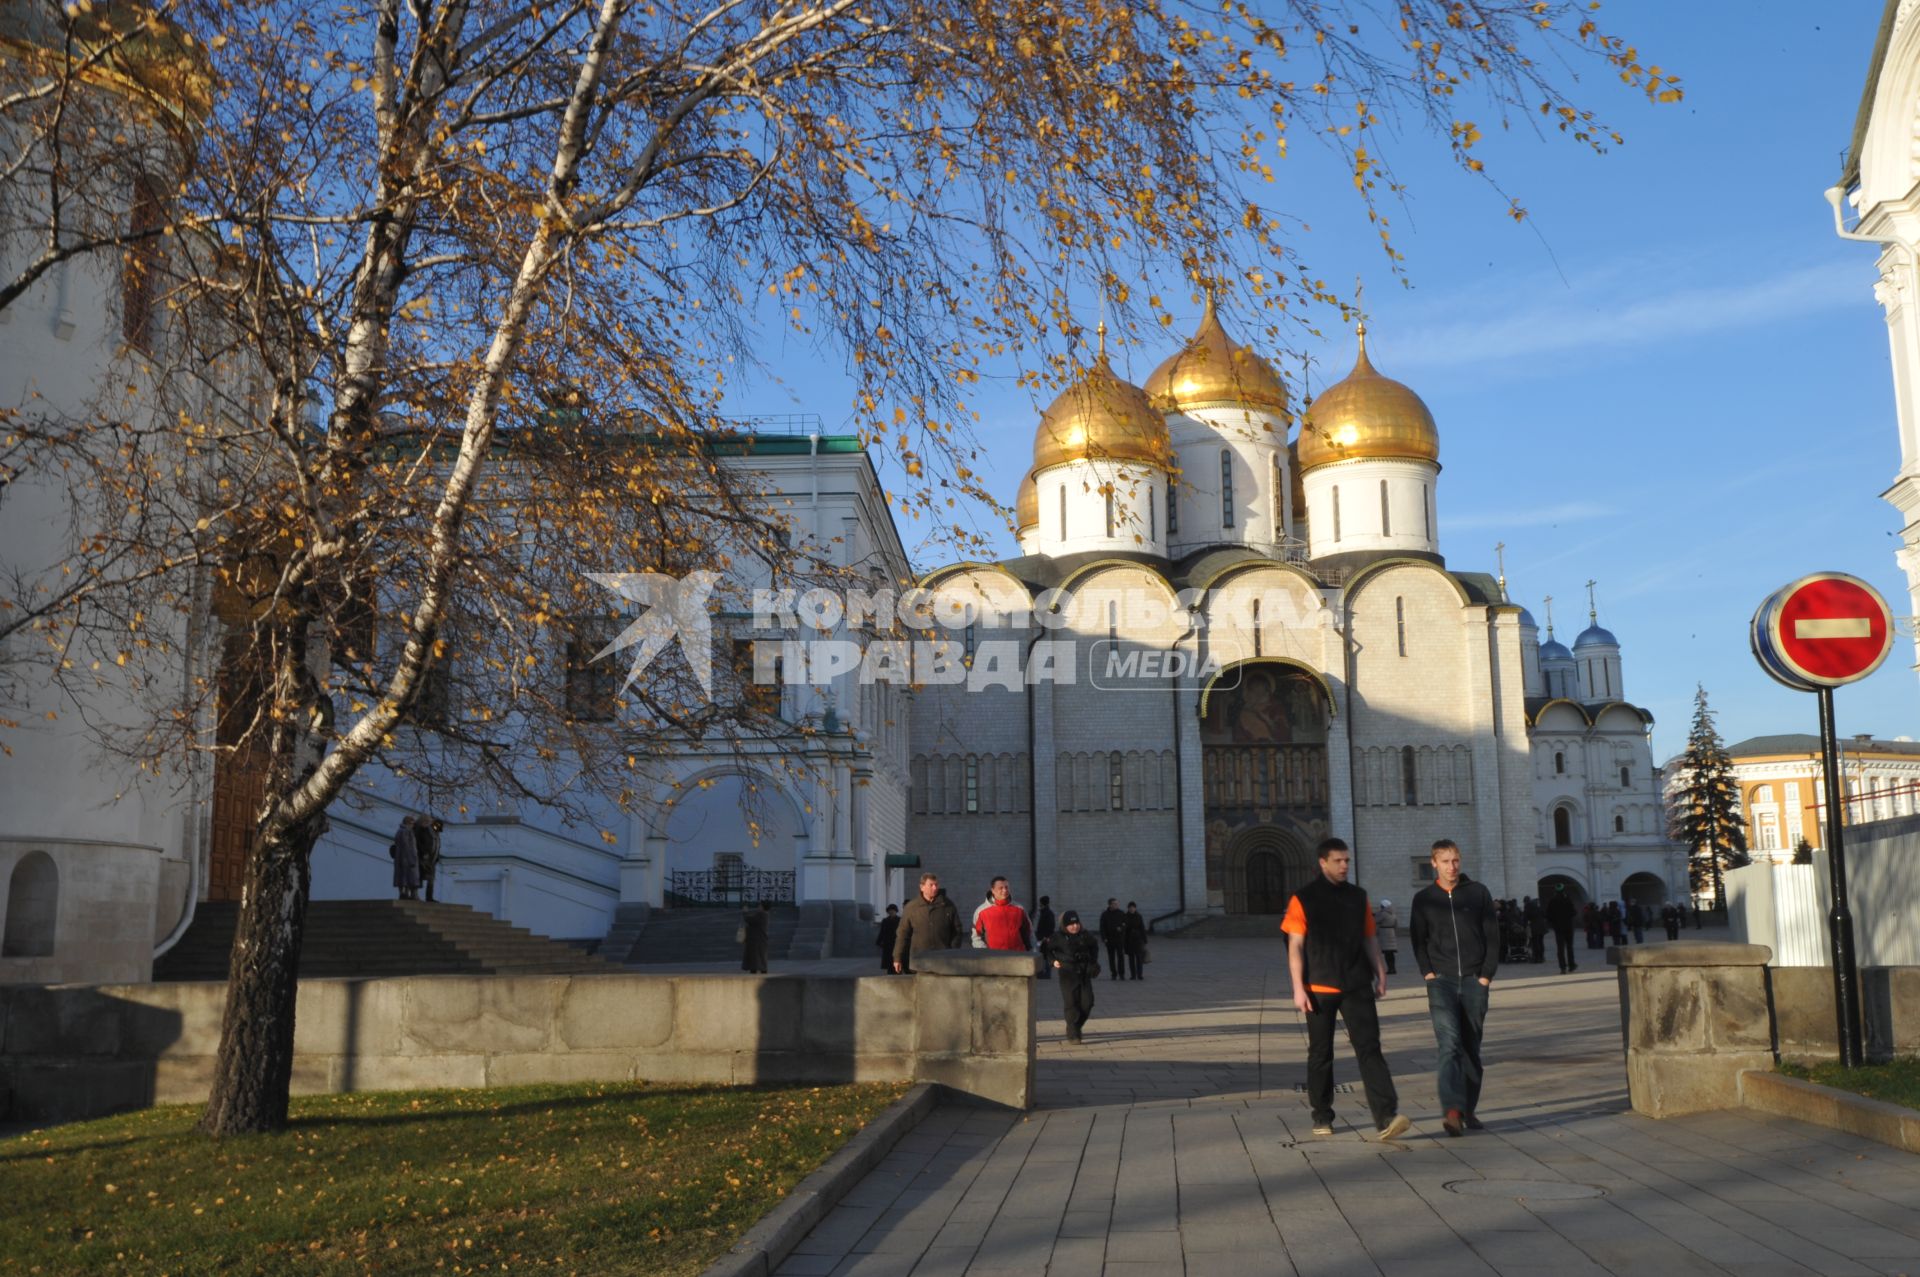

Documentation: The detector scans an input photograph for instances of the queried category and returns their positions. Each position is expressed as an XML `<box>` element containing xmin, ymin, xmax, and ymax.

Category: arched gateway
<box><xmin>1202</xmin><ymin>661</ymin><xmax>1332</xmax><ymax>913</ymax></box>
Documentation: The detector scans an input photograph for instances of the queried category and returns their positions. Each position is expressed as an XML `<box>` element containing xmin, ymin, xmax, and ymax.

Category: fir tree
<box><xmin>1668</xmin><ymin>686</ymin><xmax>1750</xmax><ymax>912</ymax></box>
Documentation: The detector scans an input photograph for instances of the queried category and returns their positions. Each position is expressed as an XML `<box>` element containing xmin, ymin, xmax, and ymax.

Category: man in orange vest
<box><xmin>1283</xmin><ymin>837</ymin><xmax>1410</xmax><ymax>1141</ymax></box>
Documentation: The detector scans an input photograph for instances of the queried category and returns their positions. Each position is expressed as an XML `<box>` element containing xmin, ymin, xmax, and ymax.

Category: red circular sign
<box><xmin>1763</xmin><ymin>573</ymin><xmax>1894</xmax><ymax>687</ymax></box>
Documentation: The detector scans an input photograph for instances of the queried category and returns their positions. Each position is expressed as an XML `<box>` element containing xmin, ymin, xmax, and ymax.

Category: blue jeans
<box><xmin>1426</xmin><ymin>975</ymin><xmax>1490</xmax><ymax>1115</ymax></box>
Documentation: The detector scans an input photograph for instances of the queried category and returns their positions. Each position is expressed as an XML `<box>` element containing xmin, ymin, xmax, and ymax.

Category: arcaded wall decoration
<box><xmin>1353</xmin><ymin>744</ymin><xmax>1474</xmax><ymax>808</ymax></box>
<box><xmin>1054</xmin><ymin>749</ymin><xmax>1177</xmax><ymax>813</ymax></box>
<box><xmin>909</xmin><ymin>752</ymin><xmax>1032</xmax><ymax>816</ymax></box>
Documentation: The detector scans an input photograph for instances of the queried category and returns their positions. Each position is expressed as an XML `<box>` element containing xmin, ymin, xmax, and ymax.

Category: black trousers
<box><xmin>1059</xmin><ymin>974</ymin><xmax>1095</xmax><ymax>1039</ymax></box>
<box><xmin>1304</xmin><ymin>990</ymin><xmax>1399</xmax><ymax>1129</ymax></box>
<box><xmin>1126</xmin><ymin>948</ymin><xmax>1144</xmax><ymax>979</ymax></box>
<box><xmin>1105</xmin><ymin>940</ymin><xmax>1124</xmax><ymax>978</ymax></box>
<box><xmin>1553</xmin><ymin>926</ymin><xmax>1576</xmax><ymax>971</ymax></box>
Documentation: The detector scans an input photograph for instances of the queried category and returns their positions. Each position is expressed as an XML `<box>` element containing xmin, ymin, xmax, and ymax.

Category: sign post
<box><xmin>1750</xmin><ymin>572</ymin><xmax>1895</xmax><ymax>1068</ymax></box>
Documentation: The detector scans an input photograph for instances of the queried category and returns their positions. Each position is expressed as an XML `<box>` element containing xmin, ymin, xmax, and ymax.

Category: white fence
<box><xmin>1728</xmin><ymin>814</ymin><xmax>1920</xmax><ymax>968</ymax></box>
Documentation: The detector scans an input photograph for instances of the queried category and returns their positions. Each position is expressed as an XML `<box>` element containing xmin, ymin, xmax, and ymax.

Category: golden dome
<box><xmin>1015</xmin><ymin>470</ymin><xmax>1038</xmax><ymax>531</ymax></box>
<box><xmin>1031</xmin><ymin>351</ymin><xmax>1171</xmax><ymax>473</ymax></box>
<box><xmin>1142</xmin><ymin>294</ymin><xmax>1290</xmax><ymax>415</ymax></box>
<box><xmin>1297</xmin><ymin>328</ymin><xmax>1439</xmax><ymax>471</ymax></box>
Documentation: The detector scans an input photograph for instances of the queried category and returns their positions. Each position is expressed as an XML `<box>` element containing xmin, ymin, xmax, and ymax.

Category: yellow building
<box><xmin>1727</xmin><ymin>734</ymin><xmax>1920</xmax><ymax>859</ymax></box>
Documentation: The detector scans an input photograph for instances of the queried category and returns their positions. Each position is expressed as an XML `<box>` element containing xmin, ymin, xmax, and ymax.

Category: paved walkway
<box><xmin>772</xmin><ymin>936</ymin><xmax>1920</xmax><ymax>1277</ymax></box>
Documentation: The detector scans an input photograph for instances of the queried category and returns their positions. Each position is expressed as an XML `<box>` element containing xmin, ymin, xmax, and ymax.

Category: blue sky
<box><xmin>724</xmin><ymin>1</ymin><xmax>1917</xmax><ymax>762</ymax></box>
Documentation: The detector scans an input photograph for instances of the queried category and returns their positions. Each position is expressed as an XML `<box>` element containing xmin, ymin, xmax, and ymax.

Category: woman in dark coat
<box><xmin>1122</xmin><ymin>901</ymin><xmax>1148</xmax><ymax>981</ymax></box>
<box><xmin>390</xmin><ymin>815</ymin><xmax>421</xmax><ymax>900</ymax></box>
<box><xmin>875</xmin><ymin>904</ymin><xmax>901</xmax><ymax>973</ymax></box>
<box><xmin>1044</xmin><ymin>911</ymin><xmax>1104</xmax><ymax>1042</ymax></box>
<box><xmin>741</xmin><ymin>900</ymin><xmax>772</xmax><ymax>973</ymax></box>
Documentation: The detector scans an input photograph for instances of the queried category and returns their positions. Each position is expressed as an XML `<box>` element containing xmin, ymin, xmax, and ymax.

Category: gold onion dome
<box><xmin>1030</xmin><ymin>345</ymin><xmax>1171</xmax><ymax>473</ymax></box>
<box><xmin>1142</xmin><ymin>294</ymin><xmax>1290</xmax><ymax>415</ymax></box>
<box><xmin>1015</xmin><ymin>470</ymin><xmax>1039</xmax><ymax>531</ymax></box>
<box><xmin>1297</xmin><ymin>326</ymin><xmax>1440</xmax><ymax>471</ymax></box>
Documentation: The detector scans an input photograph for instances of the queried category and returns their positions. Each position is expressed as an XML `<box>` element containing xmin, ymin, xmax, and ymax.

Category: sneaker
<box><xmin>1463</xmin><ymin>1113</ymin><xmax>1484</xmax><ymax>1131</ymax></box>
<box><xmin>1443</xmin><ymin>1109</ymin><xmax>1464</xmax><ymax>1138</ymax></box>
<box><xmin>1377</xmin><ymin>1114</ymin><xmax>1413</xmax><ymax>1142</ymax></box>
<box><xmin>1311</xmin><ymin>1122</ymin><xmax>1334</xmax><ymax>1136</ymax></box>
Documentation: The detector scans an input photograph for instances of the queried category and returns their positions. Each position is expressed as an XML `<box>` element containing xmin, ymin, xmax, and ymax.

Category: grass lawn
<box><xmin>1780</xmin><ymin>1057</ymin><xmax>1920</xmax><ymax>1111</ymax></box>
<box><xmin>0</xmin><ymin>1079</ymin><xmax>906</xmax><ymax>1276</ymax></box>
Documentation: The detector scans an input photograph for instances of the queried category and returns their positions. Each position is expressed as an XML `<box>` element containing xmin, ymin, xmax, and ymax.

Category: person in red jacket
<box><xmin>974</xmin><ymin>876</ymin><xmax>1033</xmax><ymax>951</ymax></box>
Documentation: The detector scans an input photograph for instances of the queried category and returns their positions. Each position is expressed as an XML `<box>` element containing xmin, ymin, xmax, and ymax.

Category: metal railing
<box><xmin>667</xmin><ymin>868</ymin><xmax>796</xmax><ymax>906</ymax></box>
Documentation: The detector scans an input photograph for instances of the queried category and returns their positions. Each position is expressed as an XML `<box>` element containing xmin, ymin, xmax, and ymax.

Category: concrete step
<box><xmin>623</xmin><ymin>907</ymin><xmax>801</xmax><ymax>965</ymax></box>
<box><xmin>153</xmin><ymin>899</ymin><xmax>621</xmax><ymax>981</ymax></box>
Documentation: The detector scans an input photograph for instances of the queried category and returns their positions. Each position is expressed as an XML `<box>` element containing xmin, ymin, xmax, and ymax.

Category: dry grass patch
<box><xmin>1</xmin><ymin>1079</ymin><xmax>906</xmax><ymax>1275</ymax></box>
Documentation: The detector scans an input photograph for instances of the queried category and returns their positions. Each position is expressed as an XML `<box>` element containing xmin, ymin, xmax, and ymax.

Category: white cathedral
<box><xmin>899</xmin><ymin>302</ymin><xmax>1682</xmax><ymax>929</ymax></box>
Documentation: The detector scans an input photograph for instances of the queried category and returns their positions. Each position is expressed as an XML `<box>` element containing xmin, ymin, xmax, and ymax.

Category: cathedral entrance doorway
<box><xmin>1225</xmin><ymin>828</ymin><xmax>1313</xmax><ymax>914</ymax></box>
<box><xmin>1201</xmin><ymin>661</ymin><xmax>1331</xmax><ymax>914</ymax></box>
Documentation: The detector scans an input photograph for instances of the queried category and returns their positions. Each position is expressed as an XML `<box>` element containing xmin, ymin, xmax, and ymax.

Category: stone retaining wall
<box><xmin>0</xmin><ymin>950</ymin><xmax>1035</xmax><ymax>1123</ymax></box>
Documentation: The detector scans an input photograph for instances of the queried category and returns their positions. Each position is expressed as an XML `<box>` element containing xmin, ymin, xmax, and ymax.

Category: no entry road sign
<box><xmin>1752</xmin><ymin>572</ymin><xmax>1894</xmax><ymax>689</ymax></box>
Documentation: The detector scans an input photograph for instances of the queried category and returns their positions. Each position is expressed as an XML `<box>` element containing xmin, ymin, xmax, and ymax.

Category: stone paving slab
<box><xmin>770</xmin><ymin>936</ymin><xmax>1920</xmax><ymax>1277</ymax></box>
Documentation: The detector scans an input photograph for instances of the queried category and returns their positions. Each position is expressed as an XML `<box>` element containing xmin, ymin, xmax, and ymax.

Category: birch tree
<box><xmin>0</xmin><ymin>0</ymin><xmax>1679</xmax><ymax>1134</ymax></box>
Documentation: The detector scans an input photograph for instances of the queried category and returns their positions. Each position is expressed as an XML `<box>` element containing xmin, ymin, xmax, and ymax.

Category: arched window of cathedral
<box><xmin>1059</xmin><ymin>486</ymin><xmax>1067</xmax><ymax>540</ymax></box>
<box><xmin>1402</xmin><ymin>745</ymin><xmax>1418</xmax><ymax>806</ymax></box>
<box><xmin>1379</xmin><ymin>480</ymin><xmax>1391</xmax><ymax>537</ymax></box>
<box><xmin>1149</xmin><ymin>487</ymin><xmax>1156</xmax><ymax>541</ymax></box>
<box><xmin>1554</xmin><ymin>751</ymin><xmax>1565</xmax><ymax>775</ymax></box>
<box><xmin>3</xmin><ymin>852</ymin><xmax>58</xmax><ymax>958</ymax></box>
<box><xmin>1167</xmin><ymin>456</ymin><xmax>1179</xmax><ymax>534</ymax></box>
<box><xmin>964</xmin><ymin>756</ymin><xmax>980</xmax><ymax>813</ymax></box>
<box><xmin>1332</xmin><ymin>486</ymin><xmax>1342</xmax><ymax>542</ymax></box>
<box><xmin>1272</xmin><ymin>455</ymin><xmax>1284</xmax><ymax>541</ymax></box>
<box><xmin>1104</xmin><ymin>490</ymin><xmax>1115</xmax><ymax>538</ymax></box>
<box><xmin>1620</xmin><ymin>766</ymin><xmax>1631</xmax><ymax>788</ymax></box>
<box><xmin>1422</xmin><ymin>484</ymin><xmax>1431</xmax><ymax>542</ymax></box>
<box><xmin>123</xmin><ymin>175</ymin><xmax>165</xmax><ymax>354</ymax></box>
<box><xmin>1554</xmin><ymin>807</ymin><xmax>1573</xmax><ymax>846</ymax></box>
<box><xmin>1395</xmin><ymin>597</ymin><xmax>1406</xmax><ymax>657</ymax></box>
<box><xmin>1614</xmin><ymin>812</ymin><xmax>1625</xmax><ymax>834</ymax></box>
<box><xmin>1220</xmin><ymin>450</ymin><xmax>1234</xmax><ymax>527</ymax></box>
<box><xmin>1252</xmin><ymin>598</ymin><xmax>1262</xmax><ymax>658</ymax></box>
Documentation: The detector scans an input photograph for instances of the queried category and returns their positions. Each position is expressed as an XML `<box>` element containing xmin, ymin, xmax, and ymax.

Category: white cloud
<box><xmin>1372</xmin><ymin>261</ymin><xmax>1864</xmax><ymax>373</ymax></box>
<box><xmin>1447</xmin><ymin>501</ymin><xmax>1619</xmax><ymax>532</ymax></box>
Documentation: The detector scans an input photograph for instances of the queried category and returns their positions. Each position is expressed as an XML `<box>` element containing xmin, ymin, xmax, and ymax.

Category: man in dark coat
<box><xmin>1123</xmin><ymin>902</ymin><xmax>1148</xmax><ymax>980</ymax></box>
<box><xmin>416</xmin><ymin>815</ymin><xmax>442</xmax><ymax>903</ymax></box>
<box><xmin>741</xmin><ymin>900</ymin><xmax>772</xmax><ymax>973</ymax></box>
<box><xmin>1661</xmin><ymin>902</ymin><xmax>1681</xmax><ymax>940</ymax></box>
<box><xmin>876</xmin><ymin>904</ymin><xmax>901</xmax><ymax>973</ymax></box>
<box><xmin>1044</xmin><ymin>911</ymin><xmax>1103</xmax><ymax>1043</ymax></box>
<box><xmin>390</xmin><ymin>815</ymin><xmax>421</xmax><ymax>901</ymax></box>
<box><xmin>1524</xmin><ymin>897</ymin><xmax>1547</xmax><ymax>964</ymax></box>
<box><xmin>1034</xmin><ymin>895</ymin><xmax>1056</xmax><ymax>944</ymax></box>
<box><xmin>1545</xmin><ymin>884</ymin><xmax>1578</xmax><ymax>973</ymax></box>
<box><xmin>893</xmin><ymin>873</ymin><xmax>963</xmax><ymax>973</ymax></box>
<box><xmin>1410</xmin><ymin>839</ymin><xmax>1500</xmax><ymax>1137</ymax></box>
<box><xmin>1098</xmin><ymin>898</ymin><xmax>1126</xmax><ymax>980</ymax></box>
<box><xmin>1284</xmin><ymin>837</ymin><xmax>1409</xmax><ymax>1141</ymax></box>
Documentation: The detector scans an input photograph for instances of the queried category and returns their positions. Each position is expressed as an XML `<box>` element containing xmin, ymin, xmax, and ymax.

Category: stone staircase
<box><xmin>1163</xmin><ymin>913</ymin><xmax>1286</xmax><ymax>940</ymax></box>
<box><xmin>620</xmin><ymin>906</ymin><xmax>800</xmax><ymax>965</ymax></box>
<box><xmin>152</xmin><ymin>900</ymin><xmax>624</xmax><ymax>982</ymax></box>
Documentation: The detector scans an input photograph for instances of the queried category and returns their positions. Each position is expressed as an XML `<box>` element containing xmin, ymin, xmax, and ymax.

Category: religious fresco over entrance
<box><xmin>1200</xmin><ymin>664</ymin><xmax>1331</xmax><ymax>912</ymax></box>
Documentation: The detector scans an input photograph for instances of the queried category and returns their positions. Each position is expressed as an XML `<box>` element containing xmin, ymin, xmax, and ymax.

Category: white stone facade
<box><xmin>1833</xmin><ymin>0</ymin><xmax>1920</xmax><ymax>675</ymax></box>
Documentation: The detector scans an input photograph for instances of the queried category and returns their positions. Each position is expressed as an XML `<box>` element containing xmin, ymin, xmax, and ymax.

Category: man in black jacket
<box><xmin>1044</xmin><ymin>911</ymin><xmax>1103</xmax><ymax>1042</ymax></box>
<box><xmin>1098</xmin><ymin>899</ymin><xmax>1127</xmax><ymax>980</ymax></box>
<box><xmin>1545</xmin><ymin>883</ymin><xmax>1578</xmax><ymax>973</ymax></box>
<box><xmin>1283</xmin><ymin>838</ymin><xmax>1410</xmax><ymax>1141</ymax></box>
<box><xmin>1409</xmin><ymin>839</ymin><xmax>1501</xmax><ymax>1137</ymax></box>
